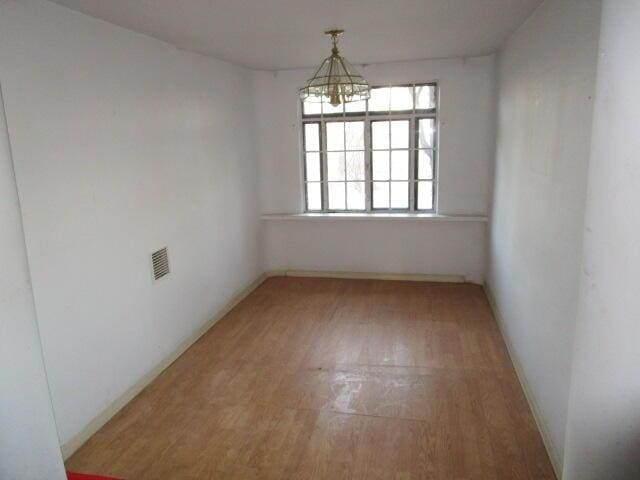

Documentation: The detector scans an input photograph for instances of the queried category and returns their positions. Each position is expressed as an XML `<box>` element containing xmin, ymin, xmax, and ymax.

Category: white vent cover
<box><xmin>151</xmin><ymin>247</ymin><xmax>170</xmax><ymax>281</ymax></box>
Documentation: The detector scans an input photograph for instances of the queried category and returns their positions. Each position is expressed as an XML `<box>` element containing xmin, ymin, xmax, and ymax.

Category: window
<box><xmin>302</xmin><ymin>83</ymin><xmax>437</xmax><ymax>213</ymax></box>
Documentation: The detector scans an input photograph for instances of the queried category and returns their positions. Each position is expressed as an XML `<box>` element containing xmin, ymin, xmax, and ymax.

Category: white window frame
<box><xmin>301</xmin><ymin>82</ymin><xmax>438</xmax><ymax>213</ymax></box>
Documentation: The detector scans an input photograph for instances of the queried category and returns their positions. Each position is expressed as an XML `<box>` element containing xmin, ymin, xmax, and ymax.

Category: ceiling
<box><xmin>50</xmin><ymin>0</ymin><xmax>543</xmax><ymax>70</ymax></box>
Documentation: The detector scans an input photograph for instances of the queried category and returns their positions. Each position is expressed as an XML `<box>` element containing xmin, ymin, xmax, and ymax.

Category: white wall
<box><xmin>0</xmin><ymin>0</ymin><xmax>261</xmax><ymax>448</ymax></box>
<box><xmin>487</xmin><ymin>0</ymin><xmax>601</xmax><ymax>469</ymax></box>
<box><xmin>0</xmin><ymin>83</ymin><xmax>66</xmax><ymax>479</ymax></box>
<box><xmin>254</xmin><ymin>56</ymin><xmax>496</xmax><ymax>282</ymax></box>
<box><xmin>254</xmin><ymin>56</ymin><xmax>496</xmax><ymax>216</ymax></box>
<box><xmin>563</xmin><ymin>1</ymin><xmax>640</xmax><ymax>478</ymax></box>
<box><xmin>263</xmin><ymin>217</ymin><xmax>486</xmax><ymax>282</ymax></box>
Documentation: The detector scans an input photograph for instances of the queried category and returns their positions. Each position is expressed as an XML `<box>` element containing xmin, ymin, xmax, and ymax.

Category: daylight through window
<box><xmin>302</xmin><ymin>83</ymin><xmax>437</xmax><ymax>212</ymax></box>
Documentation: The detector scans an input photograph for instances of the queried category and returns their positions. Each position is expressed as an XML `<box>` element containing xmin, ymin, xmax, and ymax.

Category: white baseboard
<box><xmin>61</xmin><ymin>273</ymin><xmax>268</xmax><ymax>460</ymax></box>
<box><xmin>483</xmin><ymin>283</ymin><xmax>562</xmax><ymax>479</ymax></box>
<box><xmin>266</xmin><ymin>269</ymin><xmax>466</xmax><ymax>283</ymax></box>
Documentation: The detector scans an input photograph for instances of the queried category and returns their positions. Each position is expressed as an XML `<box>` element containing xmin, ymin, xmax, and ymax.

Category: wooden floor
<box><xmin>67</xmin><ymin>277</ymin><xmax>555</xmax><ymax>479</ymax></box>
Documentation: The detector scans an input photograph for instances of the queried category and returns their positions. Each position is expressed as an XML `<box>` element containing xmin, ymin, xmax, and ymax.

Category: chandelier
<box><xmin>300</xmin><ymin>29</ymin><xmax>371</xmax><ymax>107</ymax></box>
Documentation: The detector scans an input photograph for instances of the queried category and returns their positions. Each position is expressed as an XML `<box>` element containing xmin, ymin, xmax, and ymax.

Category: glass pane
<box><xmin>391</xmin><ymin>120</ymin><xmax>409</xmax><ymax>148</ymax></box>
<box><xmin>390</xmin><ymin>182</ymin><xmax>409</xmax><ymax>209</ymax></box>
<box><xmin>326</xmin><ymin>122</ymin><xmax>344</xmax><ymax>151</ymax></box>
<box><xmin>415</xmin><ymin>85</ymin><xmax>436</xmax><ymax>110</ymax></box>
<box><xmin>371</xmin><ymin>121</ymin><xmax>389</xmax><ymax>150</ymax></box>
<box><xmin>417</xmin><ymin>181</ymin><xmax>433</xmax><ymax>210</ymax></box>
<box><xmin>418</xmin><ymin>119</ymin><xmax>435</xmax><ymax>148</ymax></box>
<box><xmin>368</xmin><ymin>87</ymin><xmax>390</xmax><ymax>112</ymax></box>
<box><xmin>306</xmin><ymin>182</ymin><xmax>322</xmax><ymax>210</ymax></box>
<box><xmin>305</xmin><ymin>152</ymin><xmax>321</xmax><ymax>181</ymax></box>
<box><xmin>346</xmin><ymin>152</ymin><xmax>365</xmax><ymax>181</ymax></box>
<box><xmin>327</xmin><ymin>152</ymin><xmax>345</xmax><ymax>181</ymax></box>
<box><xmin>328</xmin><ymin>182</ymin><xmax>346</xmax><ymax>210</ymax></box>
<box><xmin>345</xmin><ymin>99</ymin><xmax>366</xmax><ymax>113</ymax></box>
<box><xmin>345</xmin><ymin>121</ymin><xmax>364</xmax><ymax>150</ymax></box>
<box><xmin>304</xmin><ymin>123</ymin><xmax>320</xmax><ymax>151</ymax></box>
<box><xmin>372</xmin><ymin>151</ymin><xmax>390</xmax><ymax>180</ymax></box>
<box><xmin>373</xmin><ymin>181</ymin><xmax>389</xmax><ymax>209</ymax></box>
<box><xmin>322</xmin><ymin>99</ymin><xmax>344</xmax><ymax>115</ymax></box>
<box><xmin>418</xmin><ymin>150</ymin><xmax>434</xmax><ymax>179</ymax></box>
<box><xmin>391</xmin><ymin>150</ymin><xmax>409</xmax><ymax>180</ymax></box>
<box><xmin>303</xmin><ymin>99</ymin><xmax>322</xmax><ymax>115</ymax></box>
<box><xmin>390</xmin><ymin>86</ymin><xmax>413</xmax><ymax>111</ymax></box>
<box><xmin>347</xmin><ymin>182</ymin><xmax>365</xmax><ymax>210</ymax></box>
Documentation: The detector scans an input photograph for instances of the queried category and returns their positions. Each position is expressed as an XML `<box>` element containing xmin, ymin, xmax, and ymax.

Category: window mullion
<box><xmin>321</xmin><ymin>120</ymin><xmax>329</xmax><ymax>212</ymax></box>
<box><xmin>343</xmin><ymin>118</ymin><xmax>347</xmax><ymax>211</ymax></box>
<box><xmin>365</xmin><ymin>117</ymin><xmax>372</xmax><ymax>211</ymax></box>
<box><xmin>387</xmin><ymin>119</ymin><xmax>392</xmax><ymax>212</ymax></box>
<box><xmin>409</xmin><ymin>117</ymin><xmax>416</xmax><ymax>212</ymax></box>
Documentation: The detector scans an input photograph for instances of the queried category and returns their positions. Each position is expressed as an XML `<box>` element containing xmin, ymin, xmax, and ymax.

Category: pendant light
<box><xmin>300</xmin><ymin>29</ymin><xmax>371</xmax><ymax>107</ymax></box>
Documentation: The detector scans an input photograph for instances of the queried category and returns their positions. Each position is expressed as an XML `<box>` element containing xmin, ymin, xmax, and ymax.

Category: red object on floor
<box><xmin>67</xmin><ymin>472</ymin><xmax>123</xmax><ymax>480</ymax></box>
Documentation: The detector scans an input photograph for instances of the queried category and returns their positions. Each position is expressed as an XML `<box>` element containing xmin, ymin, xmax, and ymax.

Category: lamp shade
<box><xmin>300</xmin><ymin>30</ymin><xmax>370</xmax><ymax>107</ymax></box>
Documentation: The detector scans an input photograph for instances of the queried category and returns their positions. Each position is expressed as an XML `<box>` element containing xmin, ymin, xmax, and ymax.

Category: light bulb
<box><xmin>329</xmin><ymin>84</ymin><xmax>341</xmax><ymax>107</ymax></box>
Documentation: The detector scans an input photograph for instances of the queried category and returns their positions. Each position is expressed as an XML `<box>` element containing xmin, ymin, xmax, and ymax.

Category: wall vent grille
<box><xmin>151</xmin><ymin>247</ymin><xmax>170</xmax><ymax>280</ymax></box>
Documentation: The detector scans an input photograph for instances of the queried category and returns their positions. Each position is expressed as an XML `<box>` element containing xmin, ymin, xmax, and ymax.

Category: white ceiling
<box><xmin>50</xmin><ymin>0</ymin><xmax>543</xmax><ymax>70</ymax></box>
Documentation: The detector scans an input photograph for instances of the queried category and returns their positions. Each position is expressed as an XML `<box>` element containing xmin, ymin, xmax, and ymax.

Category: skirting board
<box><xmin>483</xmin><ymin>284</ymin><xmax>562</xmax><ymax>479</ymax></box>
<box><xmin>61</xmin><ymin>273</ymin><xmax>269</xmax><ymax>460</ymax></box>
<box><xmin>267</xmin><ymin>269</ymin><xmax>466</xmax><ymax>283</ymax></box>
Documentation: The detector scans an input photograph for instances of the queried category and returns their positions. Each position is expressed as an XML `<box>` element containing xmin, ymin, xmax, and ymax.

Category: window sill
<box><xmin>261</xmin><ymin>213</ymin><xmax>488</xmax><ymax>222</ymax></box>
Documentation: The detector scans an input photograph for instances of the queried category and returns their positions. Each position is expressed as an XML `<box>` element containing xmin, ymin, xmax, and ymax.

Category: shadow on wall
<box><xmin>594</xmin><ymin>429</ymin><xmax>640</xmax><ymax>479</ymax></box>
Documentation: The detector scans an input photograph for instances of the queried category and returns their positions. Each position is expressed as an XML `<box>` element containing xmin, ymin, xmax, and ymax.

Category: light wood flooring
<box><xmin>67</xmin><ymin>276</ymin><xmax>556</xmax><ymax>479</ymax></box>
